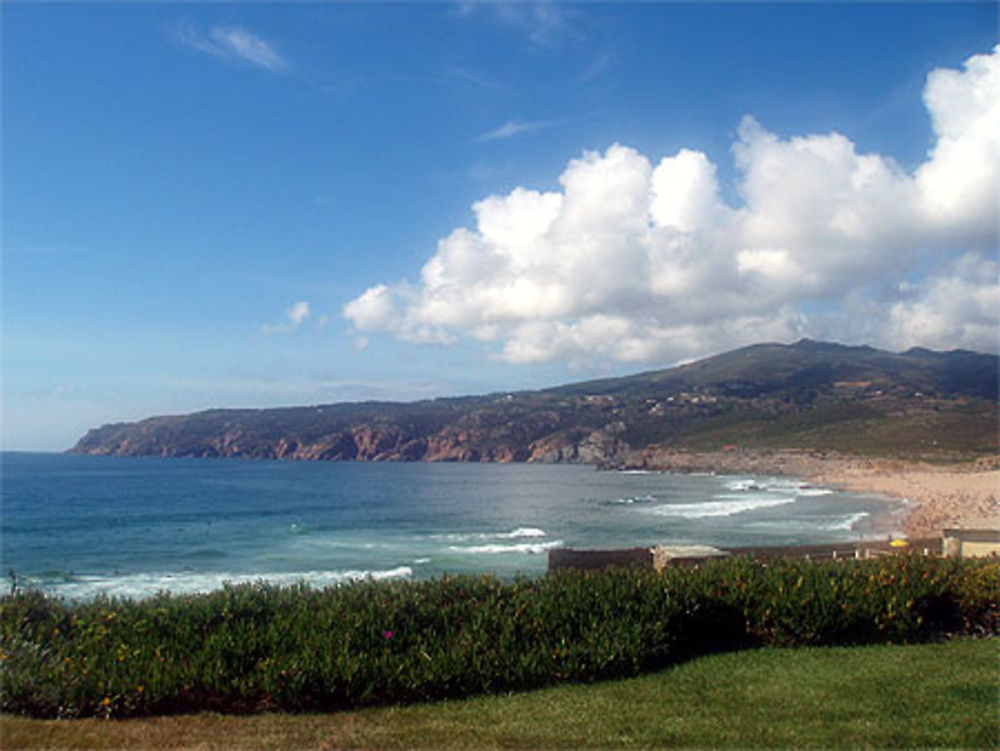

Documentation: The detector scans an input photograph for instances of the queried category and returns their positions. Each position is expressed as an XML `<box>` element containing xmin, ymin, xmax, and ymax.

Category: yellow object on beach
<box><xmin>890</xmin><ymin>539</ymin><xmax>908</xmax><ymax>548</ymax></box>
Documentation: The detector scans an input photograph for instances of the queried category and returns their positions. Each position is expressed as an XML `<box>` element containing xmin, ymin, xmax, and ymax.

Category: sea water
<box><xmin>1</xmin><ymin>452</ymin><xmax>905</xmax><ymax>600</ymax></box>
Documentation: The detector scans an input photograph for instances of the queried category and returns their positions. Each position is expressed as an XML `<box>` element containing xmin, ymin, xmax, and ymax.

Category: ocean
<box><xmin>1</xmin><ymin>452</ymin><xmax>905</xmax><ymax>600</ymax></box>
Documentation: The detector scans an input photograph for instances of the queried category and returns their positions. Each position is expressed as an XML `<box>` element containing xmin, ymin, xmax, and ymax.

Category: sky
<box><xmin>3</xmin><ymin>2</ymin><xmax>998</xmax><ymax>451</ymax></box>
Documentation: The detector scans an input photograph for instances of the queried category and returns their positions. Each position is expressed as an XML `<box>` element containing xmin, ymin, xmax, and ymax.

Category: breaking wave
<box><xmin>606</xmin><ymin>494</ymin><xmax>658</xmax><ymax>505</ymax></box>
<box><xmin>646</xmin><ymin>497</ymin><xmax>797</xmax><ymax>518</ymax></box>
<box><xmin>747</xmin><ymin>511</ymin><xmax>871</xmax><ymax>533</ymax></box>
<box><xmin>499</xmin><ymin>527</ymin><xmax>547</xmax><ymax>539</ymax></box>
<box><xmin>797</xmin><ymin>488</ymin><xmax>834</xmax><ymax>497</ymax></box>
<box><xmin>448</xmin><ymin>540</ymin><xmax>563</xmax><ymax>555</ymax></box>
<box><xmin>824</xmin><ymin>511</ymin><xmax>870</xmax><ymax>531</ymax></box>
<box><xmin>439</xmin><ymin>527</ymin><xmax>547</xmax><ymax>542</ymax></box>
<box><xmin>724</xmin><ymin>478</ymin><xmax>832</xmax><ymax>496</ymax></box>
<box><xmin>25</xmin><ymin>566</ymin><xmax>414</xmax><ymax>601</ymax></box>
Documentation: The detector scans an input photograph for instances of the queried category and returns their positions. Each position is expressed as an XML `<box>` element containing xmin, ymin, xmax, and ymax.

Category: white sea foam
<box><xmin>449</xmin><ymin>540</ymin><xmax>564</xmax><ymax>555</ymax></box>
<box><xmin>32</xmin><ymin>566</ymin><xmax>414</xmax><ymax>601</ymax></box>
<box><xmin>608</xmin><ymin>494</ymin><xmax>657</xmax><ymax>505</ymax></box>
<box><xmin>725</xmin><ymin>479</ymin><xmax>762</xmax><ymax>492</ymax></box>
<box><xmin>824</xmin><ymin>511</ymin><xmax>870</xmax><ymax>531</ymax></box>
<box><xmin>440</xmin><ymin>527</ymin><xmax>547</xmax><ymax>542</ymax></box>
<box><xmin>646</xmin><ymin>497</ymin><xmax>796</xmax><ymax>518</ymax></box>
<box><xmin>724</xmin><ymin>477</ymin><xmax>832</xmax><ymax>497</ymax></box>
<box><xmin>747</xmin><ymin>511</ymin><xmax>872</xmax><ymax>533</ymax></box>
<box><xmin>499</xmin><ymin>527</ymin><xmax>547</xmax><ymax>539</ymax></box>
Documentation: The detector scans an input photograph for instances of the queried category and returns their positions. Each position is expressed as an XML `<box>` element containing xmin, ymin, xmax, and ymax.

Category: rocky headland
<box><xmin>72</xmin><ymin>340</ymin><xmax>998</xmax><ymax>535</ymax></box>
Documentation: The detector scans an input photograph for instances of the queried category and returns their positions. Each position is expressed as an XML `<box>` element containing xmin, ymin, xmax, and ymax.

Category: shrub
<box><xmin>1</xmin><ymin>555</ymin><xmax>996</xmax><ymax>718</ymax></box>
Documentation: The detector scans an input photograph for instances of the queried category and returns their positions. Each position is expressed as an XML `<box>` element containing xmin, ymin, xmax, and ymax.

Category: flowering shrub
<box><xmin>1</xmin><ymin>554</ymin><xmax>996</xmax><ymax>718</ymax></box>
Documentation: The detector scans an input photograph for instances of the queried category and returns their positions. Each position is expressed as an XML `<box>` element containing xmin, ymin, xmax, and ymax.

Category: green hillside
<box><xmin>71</xmin><ymin>340</ymin><xmax>999</xmax><ymax>462</ymax></box>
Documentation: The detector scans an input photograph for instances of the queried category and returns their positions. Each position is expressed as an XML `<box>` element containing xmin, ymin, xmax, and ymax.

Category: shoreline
<box><xmin>624</xmin><ymin>449</ymin><xmax>1000</xmax><ymax>538</ymax></box>
<box><xmin>808</xmin><ymin>461</ymin><xmax>1000</xmax><ymax>538</ymax></box>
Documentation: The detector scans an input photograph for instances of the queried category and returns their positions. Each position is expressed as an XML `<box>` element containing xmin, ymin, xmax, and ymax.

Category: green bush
<box><xmin>1</xmin><ymin>555</ymin><xmax>996</xmax><ymax>718</ymax></box>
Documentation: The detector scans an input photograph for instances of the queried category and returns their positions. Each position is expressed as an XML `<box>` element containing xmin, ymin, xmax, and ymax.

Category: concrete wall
<box><xmin>548</xmin><ymin>546</ymin><xmax>663</xmax><ymax>572</ymax></box>
<box><xmin>942</xmin><ymin>527</ymin><xmax>1000</xmax><ymax>558</ymax></box>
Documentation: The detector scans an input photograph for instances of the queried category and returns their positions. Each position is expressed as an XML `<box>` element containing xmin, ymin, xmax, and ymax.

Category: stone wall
<box><xmin>548</xmin><ymin>546</ymin><xmax>665</xmax><ymax>572</ymax></box>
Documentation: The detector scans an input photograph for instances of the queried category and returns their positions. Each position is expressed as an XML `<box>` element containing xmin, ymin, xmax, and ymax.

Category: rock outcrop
<box><xmin>71</xmin><ymin>340</ymin><xmax>999</xmax><ymax>463</ymax></box>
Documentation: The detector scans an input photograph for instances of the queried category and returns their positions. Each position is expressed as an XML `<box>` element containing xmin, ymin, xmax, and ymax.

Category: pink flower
<box><xmin>384</xmin><ymin>630</ymin><xmax>393</xmax><ymax>639</ymax></box>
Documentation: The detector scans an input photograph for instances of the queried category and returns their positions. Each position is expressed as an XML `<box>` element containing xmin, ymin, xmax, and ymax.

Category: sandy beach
<box><xmin>628</xmin><ymin>448</ymin><xmax>1000</xmax><ymax>538</ymax></box>
<box><xmin>809</xmin><ymin>460</ymin><xmax>1000</xmax><ymax>538</ymax></box>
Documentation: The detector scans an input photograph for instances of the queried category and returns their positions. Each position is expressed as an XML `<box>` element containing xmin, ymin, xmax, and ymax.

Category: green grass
<box><xmin>3</xmin><ymin>638</ymin><xmax>996</xmax><ymax>749</ymax></box>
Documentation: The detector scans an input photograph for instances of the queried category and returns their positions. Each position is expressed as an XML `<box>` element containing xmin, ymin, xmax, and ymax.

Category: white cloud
<box><xmin>478</xmin><ymin>119</ymin><xmax>552</xmax><ymax>142</ymax></box>
<box><xmin>448</xmin><ymin>67</ymin><xmax>510</xmax><ymax>93</ymax></box>
<box><xmin>345</xmin><ymin>46</ymin><xmax>1000</xmax><ymax>364</ymax></box>
<box><xmin>459</xmin><ymin>1</ymin><xmax>573</xmax><ymax>47</ymax></box>
<box><xmin>262</xmin><ymin>301</ymin><xmax>311</xmax><ymax>334</ymax></box>
<box><xmin>341</xmin><ymin>285</ymin><xmax>397</xmax><ymax>331</ymax></box>
<box><xmin>650</xmin><ymin>149</ymin><xmax>729</xmax><ymax>233</ymax></box>
<box><xmin>886</xmin><ymin>253</ymin><xmax>1000</xmax><ymax>352</ymax></box>
<box><xmin>575</xmin><ymin>52</ymin><xmax>613</xmax><ymax>85</ymax></box>
<box><xmin>177</xmin><ymin>23</ymin><xmax>291</xmax><ymax>72</ymax></box>
<box><xmin>917</xmin><ymin>46</ymin><xmax>1000</xmax><ymax>241</ymax></box>
<box><xmin>287</xmin><ymin>301</ymin><xmax>311</xmax><ymax>327</ymax></box>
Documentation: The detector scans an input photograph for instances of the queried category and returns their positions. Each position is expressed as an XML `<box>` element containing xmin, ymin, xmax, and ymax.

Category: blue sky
<box><xmin>3</xmin><ymin>2</ymin><xmax>998</xmax><ymax>450</ymax></box>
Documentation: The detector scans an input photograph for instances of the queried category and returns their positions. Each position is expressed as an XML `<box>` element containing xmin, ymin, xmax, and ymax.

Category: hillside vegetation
<box><xmin>71</xmin><ymin>340</ymin><xmax>999</xmax><ymax>462</ymax></box>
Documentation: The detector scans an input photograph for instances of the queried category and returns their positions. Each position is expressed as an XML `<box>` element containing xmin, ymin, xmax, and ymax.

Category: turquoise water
<box><xmin>1</xmin><ymin>452</ymin><xmax>904</xmax><ymax>599</ymax></box>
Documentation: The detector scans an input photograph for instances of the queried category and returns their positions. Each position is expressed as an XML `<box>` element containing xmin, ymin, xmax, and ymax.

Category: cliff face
<box><xmin>72</xmin><ymin>412</ymin><xmax>629</xmax><ymax>464</ymax></box>
<box><xmin>71</xmin><ymin>341</ymin><xmax>1000</xmax><ymax>462</ymax></box>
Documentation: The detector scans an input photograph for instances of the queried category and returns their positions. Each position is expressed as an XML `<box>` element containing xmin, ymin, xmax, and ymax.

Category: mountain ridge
<box><xmin>71</xmin><ymin>340</ymin><xmax>999</xmax><ymax>463</ymax></box>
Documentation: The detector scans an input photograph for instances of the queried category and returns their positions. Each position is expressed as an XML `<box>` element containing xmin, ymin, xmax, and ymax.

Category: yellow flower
<box><xmin>137</xmin><ymin>686</ymin><xmax>144</xmax><ymax>694</ymax></box>
<box><xmin>101</xmin><ymin>697</ymin><xmax>111</xmax><ymax>707</ymax></box>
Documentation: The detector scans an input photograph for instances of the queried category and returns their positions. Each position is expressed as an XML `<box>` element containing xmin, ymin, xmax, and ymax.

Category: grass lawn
<box><xmin>3</xmin><ymin>638</ymin><xmax>997</xmax><ymax>750</ymax></box>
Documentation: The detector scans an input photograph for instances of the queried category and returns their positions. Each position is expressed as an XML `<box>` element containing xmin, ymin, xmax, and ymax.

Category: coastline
<box><xmin>625</xmin><ymin>448</ymin><xmax>1000</xmax><ymax>538</ymax></box>
<box><xmin>808</xmin><ymin>461</ymin><xmax>1000</xmax><ymax>538</ymax></box>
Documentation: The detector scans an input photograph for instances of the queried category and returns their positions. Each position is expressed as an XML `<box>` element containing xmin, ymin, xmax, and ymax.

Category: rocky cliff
<box><xmin>71</xmin><ymin>340</ymin><xmax>999</xmax><ymax>462</ymax></box>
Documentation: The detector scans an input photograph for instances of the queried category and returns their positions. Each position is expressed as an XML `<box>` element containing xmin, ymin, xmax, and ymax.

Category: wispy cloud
<box><xmin>447</xmin><ymin>67</ymin><xmax>510</xmax><ymax>93</ymax></box>
<box><xmin>575</xmin><ymin>52</ymin><xmax>614</xmax><ymax>86</ymax></box>
<box><xmin>177</xmin><ymin>22</ymin><xmax>291</xmax><ymax>73</ymax></box>
<box><xmin>478</xmin><ymin>119</ymin><xmax>552</xmax><ymax>142</ymax></box>
<box><xmin>262</xmin><ymin>301</ymin><xmax>311</xmax><ymax>334</ymax></box>
<box><xmin>454</xmin><ymin>1</ymin><xmax>577</xmax><ymax>47</ymax></box>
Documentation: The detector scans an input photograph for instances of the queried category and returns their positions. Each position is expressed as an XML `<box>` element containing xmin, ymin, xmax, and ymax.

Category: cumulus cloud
<box><xmin>262</xmin><ymin>301</ymin><xmax>311</xmax><ymax>334</ymax></box>
<box><xmin>345</xmin><ymin>46</ymin><xmax>1000</xmax><ymax>364</ymax></box>
<box><xmin>177</xmin><ymin>23</ymin><xmax>291</xmax><ymax>72</ymax></box>
<box><xmin>887</xmin><ymin>253</ymin><xmax>1000</xmax><ymax>352</ymax></box>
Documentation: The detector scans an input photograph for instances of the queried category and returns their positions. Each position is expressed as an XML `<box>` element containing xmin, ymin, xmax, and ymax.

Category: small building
<box><xmin>942</xmin><ymin>517</ymin><xmax>1000</xmax><ymax>558</ymax></box>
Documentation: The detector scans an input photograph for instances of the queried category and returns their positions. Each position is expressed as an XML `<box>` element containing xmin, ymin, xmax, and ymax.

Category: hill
<box><xmin>70</xmin><ymin>340</ymin><xmax>999</xmax><ymax>463</ymax></box>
